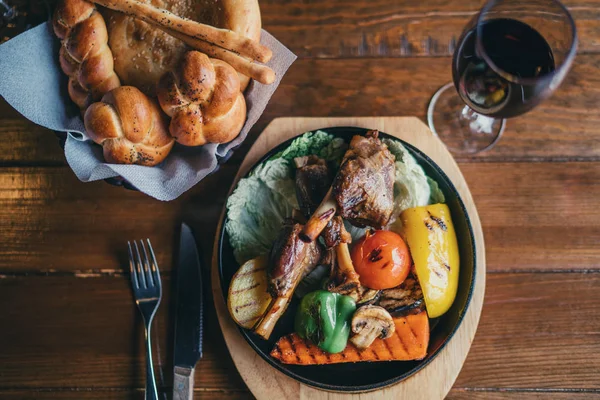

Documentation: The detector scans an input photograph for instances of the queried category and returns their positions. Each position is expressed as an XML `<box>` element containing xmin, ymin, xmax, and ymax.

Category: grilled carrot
<box><xmin>270</xmin><ymin>311</ymin><xmax>429</xmax><ymax>365</ymax></box>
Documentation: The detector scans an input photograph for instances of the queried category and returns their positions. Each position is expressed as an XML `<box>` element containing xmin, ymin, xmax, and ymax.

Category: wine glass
<box><xmin>427</xmin><ymin>0</ymin><xmax>577</xmax><ymax>154</ymax></box>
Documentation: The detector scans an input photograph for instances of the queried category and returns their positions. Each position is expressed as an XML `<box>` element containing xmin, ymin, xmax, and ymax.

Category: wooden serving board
<box><xmin>211</xmin><ymin>117</ymin><xmax>486</xmax><ymax>400</ymax></box>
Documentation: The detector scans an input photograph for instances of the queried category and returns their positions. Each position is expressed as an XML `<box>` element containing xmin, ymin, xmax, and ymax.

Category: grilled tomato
<box><xmin>351</xmin><ymin>230</ymin><xmax>411</xmax><ymax>289</ymax></box>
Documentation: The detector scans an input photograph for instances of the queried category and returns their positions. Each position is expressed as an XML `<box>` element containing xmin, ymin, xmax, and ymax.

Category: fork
<box><xmin>128</xmin><ymin>239</ymin><xmax>162</xmax><ymax>400</ymax></box>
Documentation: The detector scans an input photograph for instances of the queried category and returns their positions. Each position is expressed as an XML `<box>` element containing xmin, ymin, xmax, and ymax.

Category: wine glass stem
<box><xmin>427</xmin><ymin>82</ymin><xmax>507</xmax><ymax>155</ymax></box>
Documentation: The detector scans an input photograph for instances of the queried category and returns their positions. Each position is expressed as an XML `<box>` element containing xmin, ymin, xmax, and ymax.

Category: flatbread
<box><xmin>102</xmin><ymin>0</ymin><xmax>261</xmax><ymax>95</ymax></box>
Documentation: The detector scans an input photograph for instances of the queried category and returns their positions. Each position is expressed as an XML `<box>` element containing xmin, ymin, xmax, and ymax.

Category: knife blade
<box><xmin>173</xmin><ymin>223</ymin><xmax>204</xmax><ymax>400</ymax></box>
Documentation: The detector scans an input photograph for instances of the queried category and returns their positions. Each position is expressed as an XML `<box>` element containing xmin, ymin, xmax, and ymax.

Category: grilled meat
<box><xmin>294</xmin><ymin>156</ymin><xmax>333</xmax><ymax>219</ymax></box>
<box><xmin>268</xmin><ymin>219</ymin><xmax>323</xmax><ymax>297</ymax></box>
<box><xmin>332</xmin><ymin>130</ymin><xmax>395</xmax><ymax>228</ymax></box>
<box><xmin>325</xmin><ymin>221</ymin><xmax>361</xmax><ymax>294</ymax></box>
<box><xmin>295</xmin><ymin>156</ymin><xmax>347</xmax><ymax>247</ymax></box>
<box><xmin>322</xmin><ymin>216</ymin><xmax>351</xmax><ymax>248</ymax></box>
<box><xmin>254</xmin><ymin>218</ymin><xmax>323</xmax><ymax>339</ymax></box>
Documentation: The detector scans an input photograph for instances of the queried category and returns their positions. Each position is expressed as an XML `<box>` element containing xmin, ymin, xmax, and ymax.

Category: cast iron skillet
<box><xmin>218</xmin><ymin>127</ymin><xmax>476</xmax><ymax>392</ymax></box>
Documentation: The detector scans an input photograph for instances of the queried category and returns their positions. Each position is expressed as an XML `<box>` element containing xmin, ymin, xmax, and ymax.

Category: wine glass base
<box><xmin>427</xmin><ymin>83</ymin><xmax>506</xmax><ymax>155</ymax></box>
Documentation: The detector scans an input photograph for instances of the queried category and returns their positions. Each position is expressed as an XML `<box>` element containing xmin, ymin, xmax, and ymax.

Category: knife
<box><xmin>173</xmin><ymin>223</ymin><xmax>204</xmax><ymax>400</ymax></box>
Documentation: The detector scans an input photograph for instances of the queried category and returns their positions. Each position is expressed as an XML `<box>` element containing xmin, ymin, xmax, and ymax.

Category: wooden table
<box><xmin>1</xmin><ymin>0</ymin><xmax>599</xmax><ymax>398</ymax></box>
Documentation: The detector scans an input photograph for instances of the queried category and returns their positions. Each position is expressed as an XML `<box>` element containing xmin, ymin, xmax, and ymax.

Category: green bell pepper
<box><xmin>294</xmin><ymin>290</ymin><xmax>357</xmax><ymax>354</ymax></box>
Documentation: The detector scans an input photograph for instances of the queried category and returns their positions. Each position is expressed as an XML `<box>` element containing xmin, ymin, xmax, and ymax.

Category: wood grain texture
<box><xmin>0</xmin><ymin>99</ymin><xmax>65</xmax><ymax>165</ymax></box>
<box><xmin>1</xmin><ymin>389</ymin><xmax>598</xmax><ymax>399</ymax></box>
<box><xmin>0</xmin><ymin>390</ymin><xmax>253</xmax><ymax>399</ymax></box>
<box><xmin>0</xmin><ymin>275</ymin><xmax>246</xmax><ymax>390</ymax></box>
<box><xmin>261</xmin><ymin>56</ymin><xmax>600</xmax><ymax>162</ymax></box>
<box><xmin>0</xmin><ymin>0</ymin><xmax>597</xmax><ymax>396</ymax></box>
<box><xmin>0</xmin><ymin>273</ymin><xmax>598</xmax><ymax>390</ymax></box>
<box><xmin>212</xmin><ymin>117</ymin><xmax>485</xmax><ymax>400</ymax></box>
<box><xmin>462</xmin><ymin>162</ymin><xmax>600</xmax><ymax>272</ymax></box>
<box><xmin>447</xmin><ymin>392</ymin><xmax>600</xmax><ymax>399</ymax></box>
<box><xmin>3</xmin><ymin>54</ymin><xmax>600</xmax><ymax>165</ymax></box>
<box><xmin>0</xmin><ymin>165</ymin><xmax>237</xmax><ymax>273</ymax></box>
<box><xmin>1</xmin><ymin>159</ymin><xmax>599</xmax><ymax>273</ymax></box>
<box><xmin>261</xmin><ymin>0</ymin><xmax>600</xmax><ymax>57</ymax></box>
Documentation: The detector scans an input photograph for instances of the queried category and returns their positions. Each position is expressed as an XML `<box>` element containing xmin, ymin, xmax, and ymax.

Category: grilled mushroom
<box><xmin>350</xmin><ymin>305</ymin><xmax>395</xmax><ymax>349</ymax></box>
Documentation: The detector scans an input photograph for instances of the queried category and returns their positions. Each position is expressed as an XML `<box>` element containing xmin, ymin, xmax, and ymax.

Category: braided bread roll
<box><xmin>84</xmin><ymin>86</ymin><xmax>175</xmax><ymax>166</ymax></box>
<box><xmin>156</xmin><ymin>51</ymin><xmax>246</xmax><ymax>147</ymax></box>
<box><xmin>53</xmin><ymin>0</ymin><xmax>120</xmax><ymax>110</ymax></box>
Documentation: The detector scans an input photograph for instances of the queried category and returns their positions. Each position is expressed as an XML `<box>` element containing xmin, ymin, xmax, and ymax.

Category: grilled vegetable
<box><xmin>227</xmin><ymin>256</ymin><xmax>273</xmax><ymax>329</ymax></box>
<box><xmin>294</xmin><ymin>290</ymin><xmax>356</xmax><ymax>354</ymax></box>
<box><xmin>378</xmin><ymin>276</ymin><xmax>425</xmax><ymax>316</ymax></box>
<box><xmin>350</xmin><ymin>305</ymin><xmax>395</xmax><ymax>349</ymax></box>
<box><xmin>328</xmin><ymin>275</ymin><xmax>381</xmax><ymax>305</ymax></box>
<box><xmin>351</xmin><ymin>230</ymin><xmax>411</xmax><ymax>289</ymax></box>
<box><xmin>401</xmin><ymin>204</ymin><xmax>459</xmax><ymax>318</ymax></box>
<box><xmin>271</xmin><ymin>311</ymin><xmax>429</xmax><ymax>364</ymax></box>
<box><xmin>347</xmin><ymin>285</ymin><xmax>381</xmax><ymax>305</ymax></box>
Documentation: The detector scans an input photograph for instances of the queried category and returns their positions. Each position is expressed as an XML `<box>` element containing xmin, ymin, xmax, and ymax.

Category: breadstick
<box><xmin>164</xmin><ymin>28</ymin><xmax>275</xmax><ymax>85</ymax></box>
<box><xmin>92</xmin><ymin>0</ymin><xmax>272</xmax><ymax>63</ymax></box>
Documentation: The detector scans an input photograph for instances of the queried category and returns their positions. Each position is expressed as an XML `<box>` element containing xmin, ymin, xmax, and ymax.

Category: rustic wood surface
<box><xmin>0</xmin><ymin>0</ymin><xmax>599</xmax><ymax>398</ymax></box>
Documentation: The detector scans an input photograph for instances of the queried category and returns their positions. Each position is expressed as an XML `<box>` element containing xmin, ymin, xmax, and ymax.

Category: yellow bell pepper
<box><xmin>400</xmin><ymin>204</ymin><xmax>459</xmax><ymax>318</ymax></box>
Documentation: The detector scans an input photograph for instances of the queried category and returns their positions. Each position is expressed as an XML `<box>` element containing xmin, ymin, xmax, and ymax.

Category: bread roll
<box><xmin>53</xmin><ymin>0</ymin><xmax>120</xmax><ymax>110</ymax></box>
<box><xmin>156</xmin><ymin>51</ymin><xmax>246</xmax><ymax>147</ymax></box>
<box><xmin>84</xmin><ymin>86</ymin><xmax>175</xmax><ymax>166</ymax></box>
<box><xmin>103</xmin><ymin>0</ymin><xmax>261</xmax><ymax>96</ymax></box>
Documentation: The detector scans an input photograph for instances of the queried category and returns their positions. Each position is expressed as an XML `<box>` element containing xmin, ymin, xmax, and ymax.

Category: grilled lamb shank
<box><xmin>254</xmin><ymin>218</ymin><xmax>323</xmax><ymax>339</ymax></box>
<box><xmin>268</xmin><ymin>219</ymin><xmax>323</xmax><ymax>296</ymax></box>
<box><xmin>301</xmin><ymin>130</ymin><xmax>396</xmax><ymax>242</ymax></box>
<box><xmin>294</xmin><ymin>158</ymin><xmax>362</xmax><ymax>296</ymax></box>
<box><xmin>333</xmin><ymin>130</ymin><xmax>396</xmax><ymax>228</ymax></box>
<box><xmin>295</xmin><ymin>156</ymin><xmax>350</xmax><ymax>248</ymax></box>
<box><xmin>294</xmin><ymin>156</ymin><xmax>333</xmax><ymax>219</ymax></box>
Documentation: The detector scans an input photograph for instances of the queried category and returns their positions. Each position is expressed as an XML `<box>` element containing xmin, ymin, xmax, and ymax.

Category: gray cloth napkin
<box><xmin>0</xmin><ymin>22</ymin><xmax>296</xmax><ymax>201</ymax></box>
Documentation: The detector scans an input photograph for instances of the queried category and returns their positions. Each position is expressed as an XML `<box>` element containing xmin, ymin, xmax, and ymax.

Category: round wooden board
<box><xmin>211</xmin><ymin>116</ymin><xmax>486</xmax><ymax>400</ymax></box>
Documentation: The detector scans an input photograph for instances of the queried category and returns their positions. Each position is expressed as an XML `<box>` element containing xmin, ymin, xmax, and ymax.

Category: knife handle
<box><xmin>173</xmin><ymin>366</ymin><xmax>195</xmax><ymax>400</ymax></box>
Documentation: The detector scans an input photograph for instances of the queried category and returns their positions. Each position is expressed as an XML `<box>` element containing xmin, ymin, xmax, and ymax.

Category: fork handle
<box><xmin>144</xmin><ymin>323</ymin><xmax>159</xmax><ymax>400</ymax></box>
<box><xmin>173</xmin><ymin>366</ymin><xmax>195</xmax><ymax>400</ymax></box>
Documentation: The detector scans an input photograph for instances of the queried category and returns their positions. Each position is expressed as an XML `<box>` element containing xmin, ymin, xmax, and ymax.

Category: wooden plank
<box><xmin>0</xmin><ymin>275</ymin><xmax>247</xmax><ymax>390</ymax></box>
<box><xmin>4</xmin><ymin>54</ymin><xmax>599</xmax><ymax>164</ymax></box>
<box><xmin>261</xmin><ymin>0</ymin><xmax>600</xmax><ymax>57</ymax></box>
<box><xmin>455</xmin><ymin>273</ymin><xmax>600</xmax><ymax>389</ymax></box>
<box><xmin>0</xmin><ymin>97</ymin><xmax>65</xmax><ymax>165</ymax></box>
<box><xmin>261</xmin><ymin>55</ymin><xmax>600</xmax><ymax>161</ymax></box>
<box><xmin>0</xmin><ymin>0</ymin><xmax>597</xmax><ymax>60</ymax></box>
<box><xmin>0</xmin><ymin>273</ymin><xmax>598</xmax><ymax>390</ymax></box>
<box><xmin>461</xmin><ymin>162</ymin><xmax>600</xmax><ymax>272</ymax></box>
<box><xmin>1</xmin><ymin>389</ymin><xmax>597</xmax><ymax>399</ymax></box>
<box><xmin>447</xmin><ymin>392</ymin><xmax>600</xmax><ymax>399</ymax></box>
<box><xmin>0</xmin><ymin>121</ymin><xmax>64</xmax><ymax>166</ymax></box>
<box><xmin>0</xmin><ymin>390</ymin><xmax>252</xmax><ymax>399</ymax></box>
<box><xmin>1</xmin><ymin>161</ymin><xmax>599</xmax><ymax>273</ymax></box>
<box><xmin>0</xmin><ymin>165</ymin><xmax>237</xmax><ymax>273</ymax></box>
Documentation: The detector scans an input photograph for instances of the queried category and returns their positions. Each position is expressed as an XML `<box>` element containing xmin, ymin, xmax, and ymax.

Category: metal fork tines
<box><xmin>128</xmin><ymin>239</ymin><xmax>162</xmax><ymax>400</ymax></box>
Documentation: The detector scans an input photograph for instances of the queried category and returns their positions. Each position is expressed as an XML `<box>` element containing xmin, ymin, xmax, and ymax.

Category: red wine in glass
<box><xmin>453</xmin><ymin>18</ymin><xmax>556</xmax><ymax>118</ymax></box>
<box><xmin>427</xmin><ymin>0</ymin><xmax>577</xmax><ymax>155</ymax></box>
